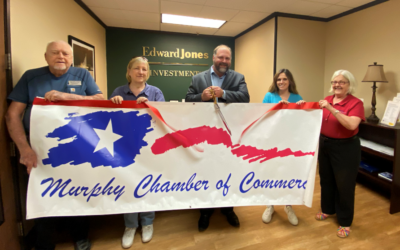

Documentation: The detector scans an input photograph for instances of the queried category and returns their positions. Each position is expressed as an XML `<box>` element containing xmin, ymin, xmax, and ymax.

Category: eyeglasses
<box><xmin>330</xmin><ymin>81</ymin><xmax>348</xmax><ymax>85</ymax></box>
<box><xmin>132</xmin><ymin>56</ymin><xmax>148</xmax><ymax>62</ymax></box>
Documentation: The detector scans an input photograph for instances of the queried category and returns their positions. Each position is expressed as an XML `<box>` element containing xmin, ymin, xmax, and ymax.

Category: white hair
<box><xmin>45</xmin><ymin>40</ymin><xmax>73</xmax><ymax>53</ymax></box>
<box><xmin>329</xmin><ymin>69</ymin><xmax>357</xmax><ymax>94</ymax></box>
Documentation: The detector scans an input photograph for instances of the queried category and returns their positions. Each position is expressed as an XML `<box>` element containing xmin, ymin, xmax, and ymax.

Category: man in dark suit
<box><xmin>185</xmin><ymin>45</ymin><xmax>249</xmax><ymax>103</ymax></box>
<box><xmin>185</xmin><ymin>44</ymin><xmax>250</xmax><ymax>232</ymax></box>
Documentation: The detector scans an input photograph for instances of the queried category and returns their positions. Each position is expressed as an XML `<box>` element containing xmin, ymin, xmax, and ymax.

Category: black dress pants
<box><xmin>200</xmin><ymin>207</ymin><xmax>233</xmax><ymax>216</ymax></box>
<box><xmin>318</xmin><ymin>135</ymin><xmax>360</xmax><ymax>227</ymax></box>
<box><xmin>34</xmin><ymin>216</ymin><xmax>89</xmax><ymax>250</ymax></box>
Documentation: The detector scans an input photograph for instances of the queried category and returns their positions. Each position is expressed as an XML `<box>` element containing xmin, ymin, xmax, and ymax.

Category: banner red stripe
<box><xmin>33</xmin><ymin>98</ymin><xmax>149</xmax><ymax>109</ymax></box>
<box><xmin>268</xmin><ymin>102</ymin><xmax>320</xmax><ymax>111</ymax></box>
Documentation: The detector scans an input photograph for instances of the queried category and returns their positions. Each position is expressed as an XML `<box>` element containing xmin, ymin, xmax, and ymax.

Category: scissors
<box><xmin>209</xmin><ymin>88</ymin><xmax>232</xmax><ymax>136</ymax></box>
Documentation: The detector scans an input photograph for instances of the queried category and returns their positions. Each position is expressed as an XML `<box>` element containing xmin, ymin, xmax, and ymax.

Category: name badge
<box><xmin>68</xmin><ymin>81</ymin><xmax>82</xmax><ymax>86</ymax></box>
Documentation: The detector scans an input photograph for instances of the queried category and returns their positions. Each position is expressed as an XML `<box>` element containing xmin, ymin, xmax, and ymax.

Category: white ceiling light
<box><xmin>162</xmin><ymin>14</ymin><xmax>226</xmax><ymax>29</ymax></box>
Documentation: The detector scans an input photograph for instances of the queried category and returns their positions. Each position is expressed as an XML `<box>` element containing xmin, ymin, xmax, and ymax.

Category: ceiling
<box><xmin>82</xmin><ymin>0</ymin><xmax>376</xmax><ymax>37</ymax></box>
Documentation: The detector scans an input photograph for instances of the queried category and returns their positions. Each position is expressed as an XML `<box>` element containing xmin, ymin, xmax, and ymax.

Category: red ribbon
<box><xmin>141</xmin><ymin>102</ymin><xmax>205</xmax><ymax>152</ymax></box>
<box><xmin>237</xmin><ymin>102</ymin><xmax>320</xmax><ymax>144</ymax></box>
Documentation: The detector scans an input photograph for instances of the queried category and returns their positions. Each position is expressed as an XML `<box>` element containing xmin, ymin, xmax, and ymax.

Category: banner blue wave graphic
<box><xmin>42</xmin><ymin>111</ymin><xmax>153</xmax><ymax>168</ymax></box>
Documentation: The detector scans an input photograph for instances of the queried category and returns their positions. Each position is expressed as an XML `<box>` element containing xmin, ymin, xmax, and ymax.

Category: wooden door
<box><xmin>0</xmin><ymin>0</ymin><xmax>21</xmax><ymax>249</ymax></box>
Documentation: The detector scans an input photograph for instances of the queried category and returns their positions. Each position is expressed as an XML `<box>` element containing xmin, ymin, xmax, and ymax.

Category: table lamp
<box><xmin>362</xmin><ymin>62</ymin><xmax>388</xmax><ymax>123</ymax></box>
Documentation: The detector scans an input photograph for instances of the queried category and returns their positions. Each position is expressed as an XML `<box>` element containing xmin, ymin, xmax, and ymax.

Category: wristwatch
<box><xmin>334</xmin><ymin>110</ymin><xmax>340</xmax><ymax>115</ymax></box>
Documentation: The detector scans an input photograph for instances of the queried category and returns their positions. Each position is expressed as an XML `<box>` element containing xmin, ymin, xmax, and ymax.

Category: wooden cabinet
<box><xmin>358</xmin><ymin>121</ymin><xmax>400</xmax><ymax>214</ymax></box>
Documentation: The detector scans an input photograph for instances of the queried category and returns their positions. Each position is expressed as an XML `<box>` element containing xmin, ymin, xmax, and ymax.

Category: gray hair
<box><xmin>213</xmin><ymin>45</ymin><xmax>232</xmax><ymax>56</ymax></box>
<box><xmin>46</xmin><ymin>40</ymin><xmax>73</xmax><ymax>53</ymax></box>
<box><xmin>329</xmin><ymin>69</ymin><xmax>357</xmax><ymax>94</ymax></box>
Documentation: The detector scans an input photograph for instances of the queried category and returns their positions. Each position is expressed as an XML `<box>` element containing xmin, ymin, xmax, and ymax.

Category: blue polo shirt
<box><xmin>110</xmin><ymin>83</ymin><xmax>165</xmax><ymax>102</ymax></box>
<box><xmin>8</xmin><ymin>66</ymin><xmax>102</xmax><ymax>133</ymax></box>
<box><xmin>262</xmin><ymin>92</ymin><xmax>303</xmax><ymax>104</ymax></box>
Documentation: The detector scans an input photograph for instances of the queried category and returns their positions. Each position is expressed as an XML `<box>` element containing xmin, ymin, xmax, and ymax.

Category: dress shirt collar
<box><xmin>210</xmin><ymin>66</ymin><xmax>227</xmax><ymax>78</ymax></box>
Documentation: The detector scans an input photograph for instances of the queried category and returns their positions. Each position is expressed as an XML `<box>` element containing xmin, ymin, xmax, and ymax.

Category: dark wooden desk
<box><xmin>358</xmin><ymin>121</ymin><xmax>400</xmax><ymax>214</ymax></box>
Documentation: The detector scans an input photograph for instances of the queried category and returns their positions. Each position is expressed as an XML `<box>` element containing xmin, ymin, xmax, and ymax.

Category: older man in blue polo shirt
<box><xmin>5</xmin><ymin>40</ymin><xmax>103</xmax><ymax>250</ymax></box>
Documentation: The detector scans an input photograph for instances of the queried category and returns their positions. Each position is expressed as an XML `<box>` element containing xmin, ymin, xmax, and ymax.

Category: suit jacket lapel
<box><xmin>221</xmin><ymin>70</ymin><xmax>232</xmax><ymax>90</ymax></box>
<box><xmin>205</xmin><ymin>68</ymin><xmax>212</xmax><ymax>88</ymax></box>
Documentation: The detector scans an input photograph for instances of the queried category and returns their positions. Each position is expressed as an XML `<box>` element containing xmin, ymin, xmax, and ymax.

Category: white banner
<box><xmin>27</xmin><ymin>99</ymin><xmax>322</xmax><ymax>219</ymax></box>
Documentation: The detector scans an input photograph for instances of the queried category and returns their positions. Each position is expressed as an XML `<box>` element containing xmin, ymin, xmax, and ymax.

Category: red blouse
<box><xmin>321</xmin><ymin>94</ymin><xmax>365</xmax><ymax>139</ymax></box>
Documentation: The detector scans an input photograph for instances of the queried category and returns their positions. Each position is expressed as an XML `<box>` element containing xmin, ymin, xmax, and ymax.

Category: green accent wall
<box><xmin>106</xmin><ymin>28</ymin><xmax>235</xmax><ymax>101</ymax></box>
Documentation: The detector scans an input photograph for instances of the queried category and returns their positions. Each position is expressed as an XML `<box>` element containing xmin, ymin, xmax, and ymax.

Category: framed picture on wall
<box><xmin>68</xmin><ymin>35</ymin><xmax>96</xmax><ymax>80</ymax></box>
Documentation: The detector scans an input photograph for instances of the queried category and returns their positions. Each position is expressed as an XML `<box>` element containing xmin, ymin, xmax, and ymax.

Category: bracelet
<box><xmin>333</xmin><ymin>110</ymin><xmax>340</xmax><ymax>115</ymax></box>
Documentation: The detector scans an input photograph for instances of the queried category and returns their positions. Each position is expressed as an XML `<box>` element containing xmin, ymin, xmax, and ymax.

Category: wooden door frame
<box><xmin>1</xmin><ymin>0</ymin><xmax>28</xmax><ymax>249</ymax></box>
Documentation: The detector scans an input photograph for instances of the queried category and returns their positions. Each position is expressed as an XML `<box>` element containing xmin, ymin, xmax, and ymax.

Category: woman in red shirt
<box><xmin>317</xmin><ymin>70</ymin><xmax>365</xmax><ymax>238</ymax></box>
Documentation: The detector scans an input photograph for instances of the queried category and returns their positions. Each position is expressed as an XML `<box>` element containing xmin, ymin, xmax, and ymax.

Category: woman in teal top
<box><xmin>262</xmin><ymin>68</ymin><xmax>304</xmax><ymax>226</ymax></box>
<box><xmin>262</xmin><ymin>68</ymin><xmax>303</xmax><ymax>104</ymax></box>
